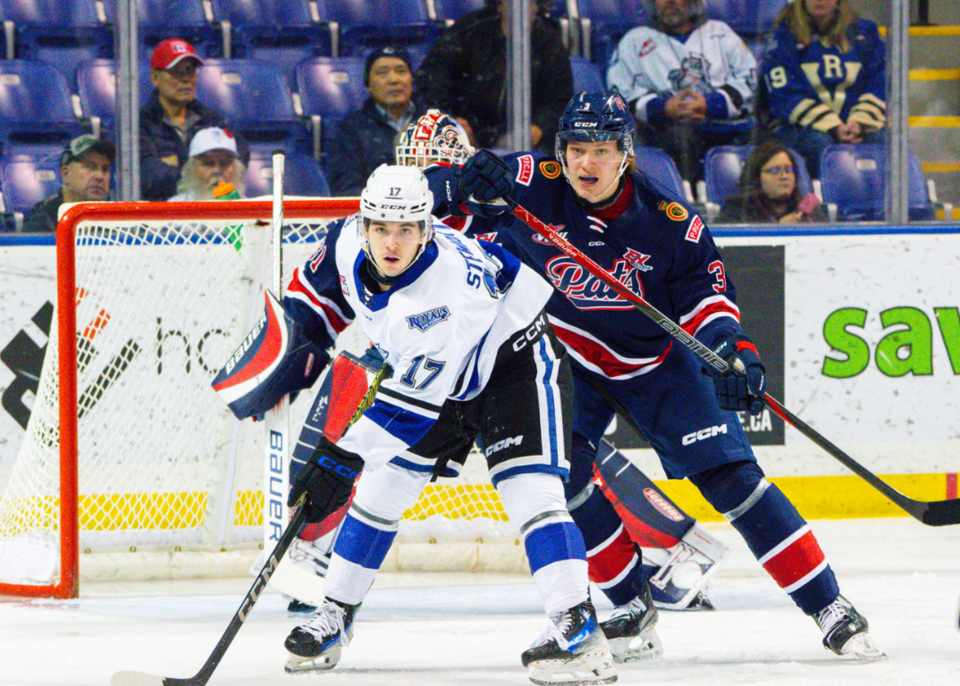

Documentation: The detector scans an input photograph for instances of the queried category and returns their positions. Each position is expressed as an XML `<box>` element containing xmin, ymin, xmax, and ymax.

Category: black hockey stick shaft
<box><xmin>510</xmin><ymin>203</ymin><xmax>960</xmax><ymax>527</ymax></box>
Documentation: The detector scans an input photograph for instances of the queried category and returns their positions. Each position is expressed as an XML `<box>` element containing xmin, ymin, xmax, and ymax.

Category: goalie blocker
<box><xmin>212</xmin><ymin>290</ymin><xmax>328</xmax><ymax>421</ymax></box>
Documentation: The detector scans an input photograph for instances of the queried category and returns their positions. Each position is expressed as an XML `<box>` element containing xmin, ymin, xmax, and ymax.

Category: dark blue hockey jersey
<box><xmin>426</xmin><ymin>153</ymin><xmax>747</xmax><ymax>381</ymax></box>
<box><xmin>761</xmin><ymin>18</ymin><xmax>886</xmax><ymax>133</ymax></box>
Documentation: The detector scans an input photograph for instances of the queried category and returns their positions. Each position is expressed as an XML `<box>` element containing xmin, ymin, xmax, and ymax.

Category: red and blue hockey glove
<box><xmin>288</xmin><ymin>437</ymin><xmax>363</xmax><ymax>524</ymax></box>
<box><xmin>710</xmin><ymin>334</ymin><xmax>767</xmax><ymax>416</ymax></box>
<box><xmin>449</xmin><ymin>150</ymin><xmax>514</xmax><ymax>217</ymax></box>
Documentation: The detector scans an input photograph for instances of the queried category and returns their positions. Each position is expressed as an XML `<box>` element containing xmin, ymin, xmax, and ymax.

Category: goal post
<box><xmin>0</xmin><ymin>199</ymin><xmax>524</xmax><ymax>600</ymax></box>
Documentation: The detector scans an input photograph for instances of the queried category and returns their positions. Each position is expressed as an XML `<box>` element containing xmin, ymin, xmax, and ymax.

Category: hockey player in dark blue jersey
<box><xmin>423</xmin><ymin>90</ymin><xmax>885</xmax><ymax>661</ymax></box>
<box><xmin>760</xmin><ymin>0</ymin><xmax>886</xmax><ymax>176</ymax></box>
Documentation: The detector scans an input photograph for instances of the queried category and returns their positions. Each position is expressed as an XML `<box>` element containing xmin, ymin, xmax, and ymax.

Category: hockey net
<box><xmin>0</xmin><ymin>199</ymin><xmax>522</xmax><ymax>599</ymax></box>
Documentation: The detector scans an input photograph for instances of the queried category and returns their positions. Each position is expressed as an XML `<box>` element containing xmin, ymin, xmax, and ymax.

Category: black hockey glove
<box><xmin>710</xmin><ymin>334</ymin><xmax>767</xmax><ymax>416</ymax></box>
<box><xmin>450</xmin><ymin>149</ymin><xmax>513</xmax><ymax>218</ymax></box>
<box><xmin>288</xmin><ymin>437</ymin><xmax>363</xmax><ymax>523</ymax></box>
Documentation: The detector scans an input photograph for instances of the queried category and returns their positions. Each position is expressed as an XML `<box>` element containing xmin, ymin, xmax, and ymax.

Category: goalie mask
<box><xmin>555</xmin><ymin>90</ymin><xmax>636</xmax><ymax>184</ymax></box>
<box><xmin>359</xmin><ymin>164</ymin><xmax>435</xmax><ymax>281</ymax></box>
<box><xmin>395</xmin><ymin>109</ymin><xmax>475</xmax><ymax>169</ymax></box>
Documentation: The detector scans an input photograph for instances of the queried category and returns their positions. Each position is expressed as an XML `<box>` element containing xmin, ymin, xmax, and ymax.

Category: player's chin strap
<box><xmin>506</xmin><ymin>199</ymin><xmax>960</xmax><ymax>527</ymax></box>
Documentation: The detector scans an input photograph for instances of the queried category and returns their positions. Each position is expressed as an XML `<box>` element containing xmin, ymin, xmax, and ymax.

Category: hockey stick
<box><xmin>111</xmin><ymin>361</ymin><xmax>391</xmax><ymax>686</ymax></box>
<box><xmin>509</xmin><ymin>202</ymin><xmax>960</xmax><ymax>527</ymax></box>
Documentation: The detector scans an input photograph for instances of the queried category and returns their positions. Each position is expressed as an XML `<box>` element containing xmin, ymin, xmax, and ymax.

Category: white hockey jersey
<box><xmin>607</xmin><ymin>20</ymin><xmax>757</xmax><ymax>133</ymax></box>
<box><xmin>284</xmin><ymin>215</ymin><xmax>553</xmax><ymax>471</ymax></box>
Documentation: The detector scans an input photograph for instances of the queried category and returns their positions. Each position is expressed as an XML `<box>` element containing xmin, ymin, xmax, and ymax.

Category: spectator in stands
<box><xmin>22</xmin><ymin>135</ymin><xmax>115</xmax><ymax>233</ymax></box>
<box><xmin>607</xmin><ymin>0</ymin><xmax>757</xmax><ymax>182</ymax></box>
<box><xmin>760</xmin><ymin>0</ymin><xmax>885</xmax><ymax>177</ymax></box>
<box><xmin>169</xmin><ymin>127</ymin><xmax>246</xmax><ymax>201</ymax></box>
<box><xmin>326</xmin><ymin>46</ymin><xmax>429</xmax><ymax>196</ymax></box>
<box><xmin>716</xmin><ymin>140</ymin><xmax>826</xmax><ymax>224</ymax></box>
<box><xmin>415</xmin><ymin>0</ymin><xmax>572</xmax><ymax>154</ymax></box>
<box><xmin>140</xmin><ymin>38</ymin><xmax>250</xmax><ymax>201</ymax></box>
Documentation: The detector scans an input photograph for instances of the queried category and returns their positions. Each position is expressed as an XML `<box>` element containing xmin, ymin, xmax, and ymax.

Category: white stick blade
<box><xmin>110</xmin><ymin>670</ymin><xmax>167</xmax><ymax>686</ymax></box>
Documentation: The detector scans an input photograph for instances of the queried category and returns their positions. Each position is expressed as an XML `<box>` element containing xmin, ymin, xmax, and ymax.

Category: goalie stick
<box><xmin>508</xmin><ymin>201</ymin><xmax>960</xmax><ymax>527</ymax></box>
<box><xmin>111</xmin><ymin>359</ymin><xmax>390</xmax><ymax>686</ymax></box>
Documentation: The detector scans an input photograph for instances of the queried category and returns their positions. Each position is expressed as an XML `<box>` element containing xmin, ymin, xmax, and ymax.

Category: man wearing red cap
<box><xmin>140</xmin><ymin>38</ymin><xmax>249</xmax><ymax>201</ymax></box>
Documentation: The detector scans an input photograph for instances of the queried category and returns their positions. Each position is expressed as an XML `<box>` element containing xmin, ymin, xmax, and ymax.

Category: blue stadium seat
<box><xmin>101</xmin><ymin>0</ymin><xmax>221</xmax><ymax>60</ymax></box>
<box><xmin>241</xmin><ymin>149</ymin><xmax>329</xmax><ymax>197</ymax></box>
<box><xmin>703</xmin><ymin>0</ymin><xmax>786</xmax><ymax>39</ymax></box>
<box><xmin>1</xmin><ymin>152</ymin><xmax>62</xmax><ymax>215</ymax></box>
<box><xmin>76</xmin><ymin>60</ymin><xmax>158</xmax><ymax>132</ymax></box>
<box><xmin>0</xmin><ymin>60</ymin><xmax>84</xmax><ymax>151</ymax></box>
<box><xmin>633</xmin><ymin>146</ymin><xmax>689</xmax><ymax>202</ymax></box>
<box><xmin>570</xmin><ymin>55</ymin><xmax>604</xmax><ymax>93</ymax></box>
<box><xmin>295</xmin><ymin>56</ymin><xmax>367</xmax><ymax>160</ymax></box>
<box><xmin>212</xmin><ymin>0</ymin><xmax>332</xmax><ymax>88</ymax></box>
<box><xmin>573</xmin><ymin>0</ymin><xmax>647</xmax><ymax>71</ymax></box>
<box><xmin>323</xmin><ymin>0</ymin><xmax>441</xmax><ymax>57</ymax></box>
<box><xmin>195</xmin><ymin>58</ymin><xmax>306</xmax><ymax>147</ymax></box>
<box><xmin>3</xmin><ymin>0</ymin><xmax>113</xmax><ymax>85</ymax></box>
<box><xmin>818</xmin><ymin>144</ymin><xmax>934</xmax><ymax>222</ymax></box>
<box><xmin>431</xmin><ymin>0</ymin><xmax>485</xmax><ymax>22</ymax></box>
<box><xmin>703</xmin><ymin>145</ymin><xmax>813</xmax><ymax>209</ymax></box>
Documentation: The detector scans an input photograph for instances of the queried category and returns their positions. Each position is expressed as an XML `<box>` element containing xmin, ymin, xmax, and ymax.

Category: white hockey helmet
<box><xmin>395</xmin><ymin>109</ymin><xmax>475</xmax><ymax>169</ymax></box>
<box><xmin>359</xmin><ymin>164</ymin><xmax>435</xmax><ymax>276</ymax></box>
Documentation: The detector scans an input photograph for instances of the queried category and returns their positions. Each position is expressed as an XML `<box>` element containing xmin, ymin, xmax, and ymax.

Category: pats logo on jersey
<box><xmin>339</xmin><ymin>274</ymin><xmax>350</xmax><ymax>297</ymax></box>
<box><xmin>407</xmin><ymin>306</ymin><xmax>451</xmax><ymax>332</ymax></box>
<box><xmin>517</xmin><ymin>155</ymin><xmax>535</xmax><ymax>186</ymax></box>
<box><xmin>533</xmin><ymin>224</ymin><xmax>567</xmax><ymax>245</ymax></box>
<box><xmin>546</xmin><ymin>255</ymin><xmax>646</xmax><ymax>310</ymax></box>
<box><xmin>685</xmin><ymin>215</ymin><xmax>704</xmax><ymax>243</ymax></box>
<box><xmin>475</xmin><ymin>231</ymin><xmax>499</xmax><ymax>242</ymax></box>
<box><xmin>539</xmin><ymin>160</ymin><xmax>561</xmax><ymax>179</ymax></box>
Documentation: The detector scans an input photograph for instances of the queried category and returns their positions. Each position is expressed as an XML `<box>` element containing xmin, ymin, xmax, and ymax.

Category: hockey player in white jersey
<box><xmin>219</xmin><ymin>165</ymin><xmax>616</xmax><ymax>683</ymax></box>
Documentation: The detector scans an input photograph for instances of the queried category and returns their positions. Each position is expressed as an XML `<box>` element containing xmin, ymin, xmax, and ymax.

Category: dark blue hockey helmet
<box><xmin>555</xmin><ymin>91</ymin><xmax>635</xmax><ymax>179</ymax></box>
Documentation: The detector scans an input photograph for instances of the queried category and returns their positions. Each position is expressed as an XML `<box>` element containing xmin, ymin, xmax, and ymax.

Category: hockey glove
<box><xmin>450</xmin><ymin>149</ymin><xmax>513</xmax><ymax>218</ymax></box>
<box><xmin>288</xmin><ymin>437</ymin><xmax>363</xmax><ymax>524</ymax></box>
<box><xmin>710</xmin><ymin>334</ymin><xmax>767</xmax><ymax>416</ymax></box>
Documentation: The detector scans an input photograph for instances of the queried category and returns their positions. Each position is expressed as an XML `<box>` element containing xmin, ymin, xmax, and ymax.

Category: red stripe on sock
<box><xmin>947</xmin><ymin>473</ymin><xmax>958</xmax><ymax>499</ymax></box>
<box><xmin>588</xmin><ymin>527</ymin><xmax>637</xmax><ymax>585</ymax></box>
<box><xmin>761</xmin><ymin>530</ymin><xmax>826</xmax><ymax>589</ymax></box>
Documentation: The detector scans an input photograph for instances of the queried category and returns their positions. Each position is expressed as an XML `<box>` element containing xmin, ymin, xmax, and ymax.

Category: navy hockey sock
<box><xmin>690</xmin><ymin>461</ymin><xmax>839</xmax><ymax>615</ymax></box>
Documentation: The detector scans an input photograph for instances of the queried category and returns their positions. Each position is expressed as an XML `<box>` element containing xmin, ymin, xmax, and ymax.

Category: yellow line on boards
<box><xmin>909</xmin><ymin>116</ymin><xmax>960</xmax><ymax>127</ymax></box>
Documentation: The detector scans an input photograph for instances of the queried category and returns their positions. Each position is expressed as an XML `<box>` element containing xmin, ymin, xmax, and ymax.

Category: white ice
<box><xmin>3</xmin><ymin>518</ymin><xmax>960</xmax><ymax>686</ymax></box>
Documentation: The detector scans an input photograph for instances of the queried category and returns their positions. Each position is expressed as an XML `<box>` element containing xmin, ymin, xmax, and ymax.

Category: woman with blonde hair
<box><xmin>759</xmin><ymin>0</ymin><xmax>885</xmax><ymax>176</ymax></box>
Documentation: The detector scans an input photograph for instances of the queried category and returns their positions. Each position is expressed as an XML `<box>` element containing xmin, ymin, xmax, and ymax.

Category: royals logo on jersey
<box><xmin>407</xmin><ymin>306</ymin><xmax>451</xmax><ymax>332</ymax></box>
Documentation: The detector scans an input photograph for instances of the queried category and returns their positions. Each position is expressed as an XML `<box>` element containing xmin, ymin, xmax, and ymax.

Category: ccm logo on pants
<box><xmin>682</xmin><ymin>424</ymin><xmax>728</xmax><ymax>446</ymax></box>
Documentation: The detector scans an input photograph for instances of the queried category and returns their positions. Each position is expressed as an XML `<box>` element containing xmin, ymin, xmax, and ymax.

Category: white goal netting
<box><xmin>0</xmin><ymin>201</ymin><xmax>522</xmax><ymax>596</ymax></box>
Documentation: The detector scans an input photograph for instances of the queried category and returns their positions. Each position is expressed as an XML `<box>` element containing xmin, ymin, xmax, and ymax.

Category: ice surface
<box><xmin>3</xmin><ymin>518</ymin><xmax>959</xmax><ymax>686</ymax></box>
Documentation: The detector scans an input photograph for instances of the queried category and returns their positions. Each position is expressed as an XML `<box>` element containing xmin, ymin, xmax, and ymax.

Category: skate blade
<box><xmin>840</xmin><ymin>633</ymin><xmax>887</xmax><ymax>662</ymax></box>
<box><xmin>284</xmin><ymin>646</ymin><xmax>342</xmax><ymax>673</ymax></box>
<box><xmin>608</xmin><ymin>628</ymin><xmax>663</xmax><ymax>664</ymax></box>
<box><xmin>527</xmin><ymin>646</ymin><xmax>618</xmax><ymax>685</ymax></box>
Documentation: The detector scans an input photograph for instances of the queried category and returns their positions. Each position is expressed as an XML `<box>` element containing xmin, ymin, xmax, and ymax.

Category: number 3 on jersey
<box><xmin>400</xmin><ymin>355</ymin><xmax>445</xmax><ymax>389</ymax></box>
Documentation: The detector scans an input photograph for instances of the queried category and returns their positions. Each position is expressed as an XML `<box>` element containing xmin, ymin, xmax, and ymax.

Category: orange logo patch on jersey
<box><xmin>664</xmin><ymin>202</ymin><xmax>688</xmax><ymax>222</ymax></box>
<box><xmin>539</xmin><ymin>160</ymin><xmax>561</xmax><ymax>179</ymax></box>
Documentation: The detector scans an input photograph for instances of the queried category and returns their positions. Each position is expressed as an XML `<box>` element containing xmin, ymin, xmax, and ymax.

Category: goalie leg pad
<box><xmin>212</xmin><ymin>290</ymin><xmax>328</xmax><ymax>420</ymax></box>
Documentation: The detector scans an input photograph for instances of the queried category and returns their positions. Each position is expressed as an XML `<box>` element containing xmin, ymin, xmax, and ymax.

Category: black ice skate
<box><xmin>284</xmin><ymin>598</ymin><xmax>360</xmax><ymax>673</ymax></box>
<box><xmin>814</xmin><ymin>595</ymin><xmax>885</xmax><ymax>661</ymax></box>
<box><xmin>600</xmin><ymin>582</ymin><xmax>663</xmax><ymax>663</ymax></box>
<box><xmin>522</xmin><ymin>600</ymin><xmax>617</xmax><ymax>685</ymax></box>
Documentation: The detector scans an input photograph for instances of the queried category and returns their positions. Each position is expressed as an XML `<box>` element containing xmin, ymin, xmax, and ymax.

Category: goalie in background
<box><xmin>397</xmin><ymin>108</ymin><xmax>728</xmax><ymax>613</ymax></box>
<box><xmin>214</xmin><ymin>164</ymin><xmax>617</xmax><ymax>684</ymax></box>
<box><xmin>422</xmin><ymin>91</ymin><xmax>884</xmax><ymax>661</ymax></box>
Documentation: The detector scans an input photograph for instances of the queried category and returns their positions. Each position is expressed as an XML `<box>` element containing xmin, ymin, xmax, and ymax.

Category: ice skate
<box><xmin>522</xmin><ymin>600</ymin><xmax>617</xmax><ymax>685</ymax></box>
<box><xmin>284</xmin><ymin>598</ymin><xmax>360</xmax><ymax>673</ymax></box>
<box><xmin>814</xmin><ymin>595</ymin><xmax>885</xmax><ymax>661</ymax></box>
<box><xmin>600</xmin><ymin>582</ymin><xmax>663</xmax><ymax>663</ymax></box>
<box><xmin>283</xmin><ymin>536</ymin><xmax>333</xmax><ymax>615</ymax></box>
